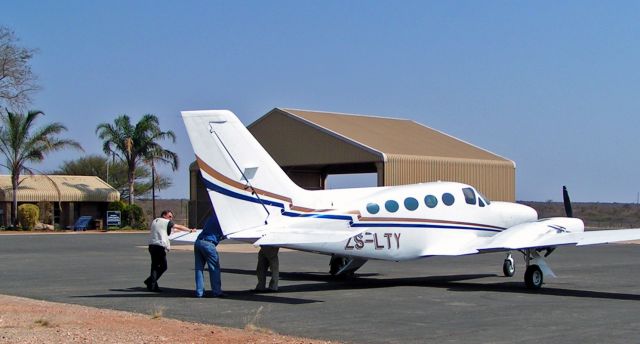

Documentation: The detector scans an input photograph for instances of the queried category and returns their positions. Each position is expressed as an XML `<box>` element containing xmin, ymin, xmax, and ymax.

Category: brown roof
<box><xmin>279</xmin><ymin>108</ymin><xmax>510</xmax><ymax>162</ymax></box>
<box><xmin>0</xmin><ymin>175</ymin><xmax>120</xmax><ymax>202</ymax></box>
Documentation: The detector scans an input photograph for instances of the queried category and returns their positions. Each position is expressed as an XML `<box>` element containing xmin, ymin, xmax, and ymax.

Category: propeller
<box><xmin>562</xmin><ymin>185</ymin><xmax>573</xmax><ymax>218</ymax></box>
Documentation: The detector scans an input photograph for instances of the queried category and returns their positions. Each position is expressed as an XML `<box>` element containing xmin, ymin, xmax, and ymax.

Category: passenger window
<box><xmin>366</xmin><ymin>203</ymin><xmax>380</xmax><ymax>214</ymax></box>
<box><xmin>404</xmin><ymin>197</ymin><xmax>419</xmax><ymax>211</ymax></box>
<box><xmin>385</xmin><ymin>200</ymin><xmax>399</xmax><ymax>213</ymax></box>
<box><xmin>462</xmin><ymin>187</ymin><xmax>476</xmax><ymax>205</ymax></box>
<box><xmin>442</xmin><ymin>193</ymin><xmax>455</xmax><ymax>206</ymax></box>
<box><xmin>424</xmin><ymin>195</ymin><xmax>438</xmax><ymax>208</ymax></box>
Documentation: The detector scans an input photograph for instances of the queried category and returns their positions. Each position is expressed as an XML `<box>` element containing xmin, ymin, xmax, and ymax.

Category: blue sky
<box><xmin>4</xmin><ymin>1</ymin><xmax>640</xmax><ymax>202</ymax></box>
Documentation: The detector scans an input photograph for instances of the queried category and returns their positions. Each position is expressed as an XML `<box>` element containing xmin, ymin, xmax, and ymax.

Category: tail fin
<box><xmin>181</xmin><ymin>110</ymin><xmax>305</xmax><ymax>235</ymax></box>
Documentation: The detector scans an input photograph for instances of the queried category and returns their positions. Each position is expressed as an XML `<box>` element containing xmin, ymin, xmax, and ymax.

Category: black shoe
<box><xmin>152</xmin><ymin>286</ymin><xmax>162</xmax><ymax>292</ymax></box>
<box><xmin>144</xmin><ymin>280</ymin><xmax>152</xmax><ymax>291</ymax></box>
<box><xmin>212</xmin><ymin>293</ymin><xmax>227</xmax><ymax>298</ymax></box>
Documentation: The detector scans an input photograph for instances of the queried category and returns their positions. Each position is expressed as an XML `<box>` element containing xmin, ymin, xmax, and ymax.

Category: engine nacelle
<box><xmin>487</xmin><ymin>217</ymin><xmax>584</xmax><ymax>249</ymax></box>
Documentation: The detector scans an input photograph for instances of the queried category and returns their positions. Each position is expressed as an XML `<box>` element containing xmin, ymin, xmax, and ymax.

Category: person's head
<box><xmin>160</xmin><ymin>210</ymin><xmax>174</xmax><ymax>220</ymax></box>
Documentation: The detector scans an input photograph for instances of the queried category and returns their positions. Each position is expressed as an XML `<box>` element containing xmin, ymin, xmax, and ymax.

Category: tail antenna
<box><xmin>211</xmin><ymin>129</ymin><xmax>271</xmax><ymax>224</ymax></box>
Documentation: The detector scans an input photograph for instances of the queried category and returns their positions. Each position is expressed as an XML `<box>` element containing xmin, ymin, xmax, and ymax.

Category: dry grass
<box><xmin>243</xmin><ymin>306</ymin><xmax>275</xmax><ymax>334</ymax></box>
<box><xmin>149</xmin><ymin>304</ymin><xmax>165</xmax><ymax>319</ymax></box>
<box><xmin>33</xmin><ymin>318</ymin><xmax>53</xmax><ymax>327</ymax></box>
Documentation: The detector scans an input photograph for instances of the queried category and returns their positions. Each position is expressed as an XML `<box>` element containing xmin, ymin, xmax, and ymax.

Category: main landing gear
<box><xmin>502</xmin><ymin>249</ymin><xmax>555</xmax><ymax>289</ymax></box>
<box><xmin>329</xmin><ymin>255</ymin><xmax>368</xmax><ymax>278</ymax></box>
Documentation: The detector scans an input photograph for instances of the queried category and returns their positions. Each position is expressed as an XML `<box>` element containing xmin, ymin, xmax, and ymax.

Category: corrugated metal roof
<box><xmin>0</xmin><ymin>175</ymin><xmax>120</xmax><ymax>202</ymax></box>
<box><xmin>279</xmin><ymin>108</ymin><xmax>512</xmax><ymax>163</ymax></box>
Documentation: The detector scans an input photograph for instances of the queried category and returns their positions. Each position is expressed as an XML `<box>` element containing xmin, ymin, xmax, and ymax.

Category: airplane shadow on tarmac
<box><xmin>73</xmin><ymin>268</ymin><xmax>640</xmax><ymax>304</ymax></box>
<box><xmin>220</xmin><ymin>267</ymin><xmax>640</xmax><ymax>302</ymax></box>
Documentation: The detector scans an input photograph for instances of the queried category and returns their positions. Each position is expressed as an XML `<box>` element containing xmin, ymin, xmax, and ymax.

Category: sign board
<box><xmin>106</xmin><ymin>211</ymin><xmax>121</xmax><ymax>228</ymax></box>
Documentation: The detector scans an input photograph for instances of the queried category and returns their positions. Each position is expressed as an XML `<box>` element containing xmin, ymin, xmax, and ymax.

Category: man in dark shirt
<box><xmin>194</xmin><ymin>212</ymin><xmax>225</xmax><ymax>298</ymax></box>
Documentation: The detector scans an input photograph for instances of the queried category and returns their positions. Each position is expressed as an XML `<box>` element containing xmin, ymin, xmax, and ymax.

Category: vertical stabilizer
<box><xmin>181</xmin><ymin>110</ymin><xmax>304</xmax><ymax>235</ymax></box>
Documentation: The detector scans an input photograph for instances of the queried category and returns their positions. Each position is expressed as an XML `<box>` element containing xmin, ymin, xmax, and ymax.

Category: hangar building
<box><xmin>189</xmin><ymin>108</ymin><xmax>515</xmax><ymax>227</ymax></box>
<box><xmin>0</xmin><ymin>175</ymin><xmax>120</xmax><ymax>229</ymax></box>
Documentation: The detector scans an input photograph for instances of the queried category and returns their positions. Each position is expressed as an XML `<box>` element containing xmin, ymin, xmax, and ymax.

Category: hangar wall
<box><xmin>384</xmin><ymin>154</ymin><xmax>515</xmax><ymax>201</ymax></box>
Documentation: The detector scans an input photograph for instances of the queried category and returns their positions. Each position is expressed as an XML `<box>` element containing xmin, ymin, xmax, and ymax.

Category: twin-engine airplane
<box><xmin>178</xmin><ymin>109</ymin><xmax>640</xmax><ymax>289</ymax></box>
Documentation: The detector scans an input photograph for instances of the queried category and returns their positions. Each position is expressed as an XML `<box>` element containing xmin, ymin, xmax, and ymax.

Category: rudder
<box><xmin>181</xmin><ymin>110</ymin><xmax>304</xmax><ymax>235</ymax></box>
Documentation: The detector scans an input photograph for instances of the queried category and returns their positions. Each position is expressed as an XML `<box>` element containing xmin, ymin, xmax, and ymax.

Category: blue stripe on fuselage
<box><xmin>351</xmin><ymin>222</ymin><xmax>501</xmax><ymax>232</ymax></box>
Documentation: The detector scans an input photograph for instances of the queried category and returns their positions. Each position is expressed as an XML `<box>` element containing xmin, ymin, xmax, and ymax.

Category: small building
<box><xmin>189</xmin><ymin>108</ymin><xmax>515</xmax><ymax>227</ymax></box>
<box><xmin>0</xmin><ymin>175</ymin><xmax>120</xmax><ymax>229</ymax></box>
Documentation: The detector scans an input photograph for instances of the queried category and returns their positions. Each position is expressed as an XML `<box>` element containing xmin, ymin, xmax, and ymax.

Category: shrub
<box><xmin>108</xmin><ymin>200</ymin><xmax>126</xmax><ymax>212</ymax></box>
<box><xmin>18</xmin><ymin>204</ymin><xmax>40</xmax><ymax>230</ymax></box>
<box><xmin>126</xmin><ymin>204</ymin><xmax>147</xmax><ymax>230</ymax></box>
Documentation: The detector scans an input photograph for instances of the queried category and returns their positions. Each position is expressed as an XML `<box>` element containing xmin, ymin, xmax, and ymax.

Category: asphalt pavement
<box><xmin>1</xmin><ymin>232</ymin><xmax>640</xmax><ymax>343</ymax></box>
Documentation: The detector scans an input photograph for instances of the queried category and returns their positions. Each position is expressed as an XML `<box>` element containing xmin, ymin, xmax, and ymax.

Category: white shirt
<box><xmin>148</xmin><ymin>218</ymin><xmax>172</xmax><ymax>250</ymax></box>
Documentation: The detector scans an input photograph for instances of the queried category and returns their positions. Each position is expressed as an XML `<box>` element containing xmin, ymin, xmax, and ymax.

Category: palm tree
<box><xmin>0</xmin><ymin>110</ymin><xmax>83</xmax><ymax>226</ymax></box>
<box><xmin>95</xmin><ymin>114</ymin><xmax>177</xmax><ymax>205</ymax></box>
<box><xmin>145</xmin><ymin>146</ymin><xmax>178</xmax><ymax>218</ymax></box>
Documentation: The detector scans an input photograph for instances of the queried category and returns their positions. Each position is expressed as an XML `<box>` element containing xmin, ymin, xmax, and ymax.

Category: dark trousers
<box><xmin>145</xmin><ymin>244</ymin><xmax>167</xmax><ymax>288</ymax></box>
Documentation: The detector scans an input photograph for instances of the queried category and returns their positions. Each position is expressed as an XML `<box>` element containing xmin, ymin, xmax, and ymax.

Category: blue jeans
<box><xmin>194</xmin><ymin>239</ymin><xmax>222</xmax><ymax>297</ymax></box>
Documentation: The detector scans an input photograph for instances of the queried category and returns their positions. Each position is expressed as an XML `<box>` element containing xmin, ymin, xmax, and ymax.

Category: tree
<box><xmin>145</xmin><ymin>145</ymin><xmax>178</xmax><ymax>218</ymax></box>
<box><xmin>53</xmin><ymin>154</ymin><xmax>173</xmax><ymax>200</ymax></box>
<box><xmin>0</xmin><ymin>110</ymin><xmax>82</xmax><ymax>226</ymax></box>
<box><xmin>95</xmin><ymin>114</ymin><xmax>178</xmax><ymax>205</ymax></box>
<box><xmin>0</xmin><ymin>26</ymin><xmax>40</xmax><ymax>111</ymax></box>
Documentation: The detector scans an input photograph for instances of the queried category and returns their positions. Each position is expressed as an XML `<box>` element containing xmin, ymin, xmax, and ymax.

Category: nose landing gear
<box><xmin>502</xmin><ymin>253</ymin><xmax>515</xmax><ymax>277</ymax></box>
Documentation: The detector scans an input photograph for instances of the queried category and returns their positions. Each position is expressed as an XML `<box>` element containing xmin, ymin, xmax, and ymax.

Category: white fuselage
<box><xmin>247</xmin><ymin>181</ymin><xmax>538</xmax><ymax>261</ymax></box>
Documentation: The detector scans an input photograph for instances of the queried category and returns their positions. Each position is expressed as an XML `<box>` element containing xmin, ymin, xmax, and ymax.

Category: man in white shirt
<box><xmin>144</xmin><ymin>210</ymin><xmax>194</xmax><ymax>292</ymax></box>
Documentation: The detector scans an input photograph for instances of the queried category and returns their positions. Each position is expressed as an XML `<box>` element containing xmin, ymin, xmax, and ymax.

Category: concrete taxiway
<box><xmin>0</xmin><ymin>232</ymin><xmax>639</xmax><ymax>343</ymax></box>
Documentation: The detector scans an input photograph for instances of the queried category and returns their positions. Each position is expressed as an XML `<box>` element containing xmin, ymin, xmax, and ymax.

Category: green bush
<box><xmin>125</xmin><ymin>204</ymin><xmax>146</xmax><ymax>230</ymax></box>
<box><xmin>108</xmin><ymin>201</ymin><xmax>146</xmax><ymax>229</ymax></box>
<box><xmin>108</xmin><ymin>200</ymin><xmax>126</xmax><ymax>212</ymax></box>
<box><xmin>18</xmin><ymin>204</ymin><xmax>40</xmax><ymax>230</ymax></box>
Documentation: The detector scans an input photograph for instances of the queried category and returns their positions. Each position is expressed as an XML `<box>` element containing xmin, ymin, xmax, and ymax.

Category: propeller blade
<box><xmin>562</xmin><ymin>185</ymin><xmax>573</xmax><ymax>218</ymax></box>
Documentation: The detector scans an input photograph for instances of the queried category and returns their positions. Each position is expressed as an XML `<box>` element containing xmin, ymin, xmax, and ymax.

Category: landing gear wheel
<box><xmin>524</xmin><ymin>264</ymin><xmax>543</xmax><ymax>289</ymax></box>
<box><xmin>503</xmin><ymin>257</ymin><xmax>515</xmax><ymax>277</ymax></box>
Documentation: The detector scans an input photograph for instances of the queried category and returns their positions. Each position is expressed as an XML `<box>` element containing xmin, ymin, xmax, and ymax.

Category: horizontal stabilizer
<box><xmin>169</xmin><ymin>230</ymin><xmax>202</xmax><ymax>243</ymax></box>
<box><xmin>253</xmin><ymin>228</ymin><xmax>360</xmax><ymax>246</ymax></box>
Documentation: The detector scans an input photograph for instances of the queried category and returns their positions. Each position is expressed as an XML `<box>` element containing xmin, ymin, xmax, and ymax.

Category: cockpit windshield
<box><xmin>478</xmin><ymin>191</ymin><xmax>491</xmax><ymax>205</ymax></box>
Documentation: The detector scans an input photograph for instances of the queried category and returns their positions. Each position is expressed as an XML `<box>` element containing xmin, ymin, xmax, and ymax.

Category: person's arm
<box><xmin>172</xmin><ymin>223</ymin><xmax>195</xmax><ymax>233</ymax></box>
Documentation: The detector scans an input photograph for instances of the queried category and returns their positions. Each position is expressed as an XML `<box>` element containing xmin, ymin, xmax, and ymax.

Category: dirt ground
<box><xmin>0</xmin><ymin>294</ymin><xmax>335</xmax><ymax>344</ymax></box>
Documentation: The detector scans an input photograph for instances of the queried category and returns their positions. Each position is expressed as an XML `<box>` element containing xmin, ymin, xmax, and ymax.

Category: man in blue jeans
<box><xmin>194</xmin><ymin>213</ymin><xmax>226</xmax><ymax>298</ymax></box>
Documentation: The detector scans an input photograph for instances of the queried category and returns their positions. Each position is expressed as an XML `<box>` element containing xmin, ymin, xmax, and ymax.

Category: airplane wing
<box><xmin>476</xmin><ymin>217</ymin><xmax>640</xmax><ymax>252</ymax></box>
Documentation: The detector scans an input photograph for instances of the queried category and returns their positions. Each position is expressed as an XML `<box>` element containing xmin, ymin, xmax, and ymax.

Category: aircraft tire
<box><xmin>524</xmin><ymin>265</ymin><xmax>543</xmax><ymax>289</ymax></box>
<box><xmin>503</xmin><ymin>258</ymin><xmax>515</xmax><ymax>277</ymax></box>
